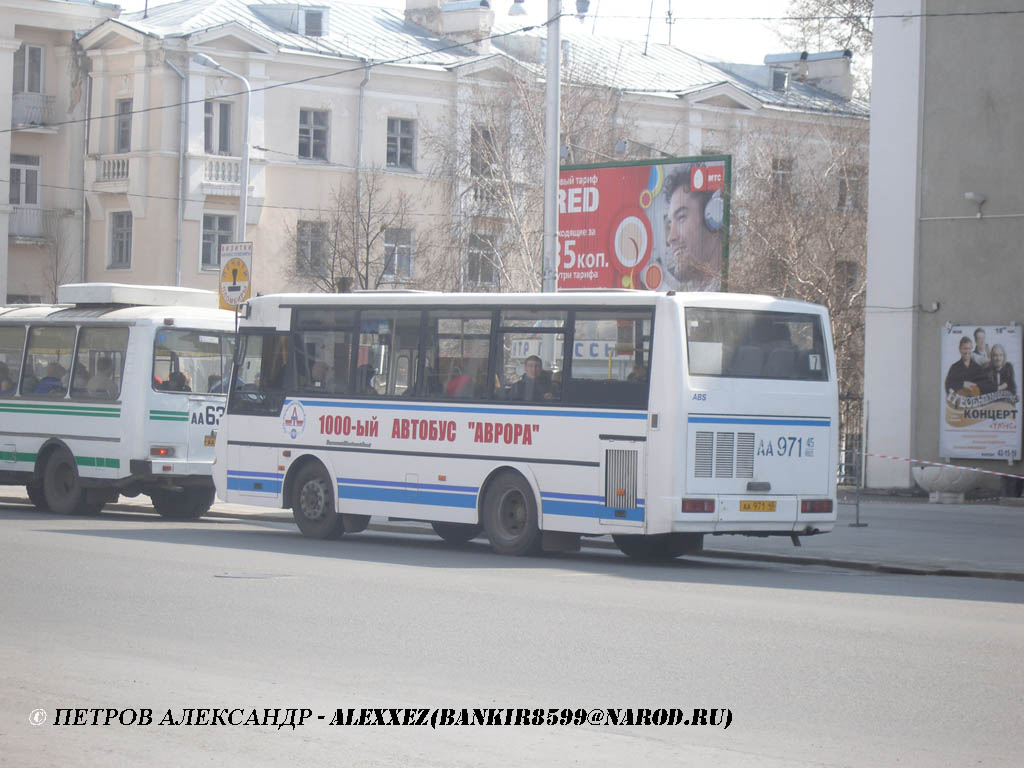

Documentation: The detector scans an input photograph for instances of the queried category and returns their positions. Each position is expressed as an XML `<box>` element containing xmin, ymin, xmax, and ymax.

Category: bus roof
<box><xmin>57</xmin><ymin>283</ymin><xmax>219</xmax><ymax>308</ymax></box>
<box><xmin>240</xmin><ymin>291</ymin><xmax>828</xmax><ymax>325</ymax></box>
<box><xmin>0</xmin><ymin>302</ymin><xmax>236</xmax><ymax>329</ymax></box>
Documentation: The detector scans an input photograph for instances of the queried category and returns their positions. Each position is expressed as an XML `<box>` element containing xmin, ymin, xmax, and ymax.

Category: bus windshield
<box><xmin>685</xmin><ymin>307</ymin><xmax>828</xmax><ymax>381</ymax></box>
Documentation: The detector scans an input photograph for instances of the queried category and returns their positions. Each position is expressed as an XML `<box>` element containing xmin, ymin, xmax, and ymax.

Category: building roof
<box><xmin>115</xmin><ymin>0</ymin><xmax>865</xmax><ymax>117</ymax></box>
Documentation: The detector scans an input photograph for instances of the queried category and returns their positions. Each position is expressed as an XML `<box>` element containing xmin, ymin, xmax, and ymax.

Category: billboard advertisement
<box><xmin>557</xmin><ymin>156</ymin><xmax>730</xmax><ymax>291</ymax></box>
<box><xmin>939</xmin><ymin>324</ymin><xmax>1021</xmax><ymax>460</ymax></box>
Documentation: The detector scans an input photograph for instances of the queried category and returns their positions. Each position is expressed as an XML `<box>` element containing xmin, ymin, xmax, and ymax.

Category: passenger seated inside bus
<box><xmin>357</xmin><ymin>364</ymin><xmax>376</xmax><ymax>395</ymax></box>
<box><xmin>34</xmin><ymin>362</ymin><xmax>66</xmax><ymax>396</ymax></box>
<box><xmin>163</xmin><ymin>370</ymin><xmax>191</xmax><ymax>392</ymax></box>
<box><xmin>445</xmin><ymin>364</ymin><xmax>473</xmax><ymax>398</ymax></box>
<box><xmin>0</xmin><ymin>362</ymin><xmax>14</xmax><ymax>393</ymax></box>
<box><xmin>86</xmin><ymin>356</ymin><xmax>118</xmax><ymax>398</ymax></box>
<box><xmin>509</xmin><ymin>355</ymin><xmax>554</xmax><ymax>401</ymax></box>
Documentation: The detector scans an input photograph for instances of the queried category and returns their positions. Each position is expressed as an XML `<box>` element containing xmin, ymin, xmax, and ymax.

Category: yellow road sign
<box><xmin>219</xmin><ymin>242</ymin><xmax>252</xmax><ymax>310</ymax></box>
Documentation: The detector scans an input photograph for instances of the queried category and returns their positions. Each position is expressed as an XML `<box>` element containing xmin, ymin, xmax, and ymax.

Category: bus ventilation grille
<box><xmin>605</xmin><ymin>449</ymin><xmax>638</xmax><ymax>509</ymax></box>
<box><xmin>694</xmin><ymin>431</ymin><xmax>755</xmax><ymax>479</ymax></box>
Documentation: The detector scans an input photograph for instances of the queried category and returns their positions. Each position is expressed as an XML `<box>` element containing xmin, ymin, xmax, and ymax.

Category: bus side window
<box><xmin>23</xmin><ymin>325</ymin><xmax>75</xmax><ymax>398</ymax></box>
<box><xmin>228</xmin><ymin>333</ymin><xmax>288</xmax><ymax>415</ymax></box>
<box><xmin>0</xmin><ymin>326</ymin><xmax>25</xmax><ymax>396</ymax></box>
<box><xmin>72</xmin><ymin>327</ymin><xmax>129</xmax><ymax>400</ymax></box>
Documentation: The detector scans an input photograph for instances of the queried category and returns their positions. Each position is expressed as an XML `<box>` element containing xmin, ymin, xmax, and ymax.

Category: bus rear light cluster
<box><xmin>150</xmin><ymin>446</ymin><xmax>175</xmax><ymax>458</ymax></box>
<box><xmin>682</xmin><ymin>498</ymin><xmax>715</xmax><ymax>513</ymax></box>
<box><xmin>800</xmin><ymin>499</ymin><xmax>833</xmax><ymax>514</ymax></box>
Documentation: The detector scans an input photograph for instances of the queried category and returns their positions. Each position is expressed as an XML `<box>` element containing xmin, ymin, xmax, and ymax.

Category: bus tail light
<box><xmin>682</xmin><ymin>498</ymin><xmax>715</xmax><ymax>513</ymax></box>
<box><xmin>800</xmin><ymin>499</ymin><xmax>833</xmax><ymax>514</ymax></box>
<box><xmin>150</xmin><ymin>446</ymin><xmax>176</xmax><ymax>458</ymax></box>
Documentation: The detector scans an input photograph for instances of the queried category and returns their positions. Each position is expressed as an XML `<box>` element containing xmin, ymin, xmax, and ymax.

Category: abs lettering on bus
<box><xmin>469</xmin><ymin>421</ymin><xmax>540</xmax><ymax>445</ymax></box>
<box><xmin>389</xmin><ymin>418</ymin><xmax>457</xmax><ymax>442</ymax></box>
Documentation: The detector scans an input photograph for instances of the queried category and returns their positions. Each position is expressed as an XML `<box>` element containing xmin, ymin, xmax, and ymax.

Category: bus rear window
<box><xmin>153</xmin><ymin>329</ymin><xmax>235</xmax><ymax>394</ymax></box>
<box><xmin>686</xmin><ymin>307</ymin><xmax>828</xmax><ymax>381</ymax></box>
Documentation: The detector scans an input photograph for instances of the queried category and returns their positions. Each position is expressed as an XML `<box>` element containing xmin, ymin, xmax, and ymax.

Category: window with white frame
<box><xmin>202</xmin><ymin>214</ymin><xmax>234</xmax><ymax>269</ymax></box>
<box><xmin>298</xmin><ymin>109</ymin><xmax>329</xmax><ymax>160</ymax></box>
<box><xmin>204</xmin><ymin>101</ymin><xmax>232</xmax><ymax>154</ymax></box>
<box><xmin>467</xmin><ymin>233</ymin><xmax>498</xmax><ymax>288</ymax></box>
<box><xmin>303</xmin><ymin>10</ymin><xmax>325</xmax><ymax>36</ymax></box>
<box><xmin>109</xmin><ymin>212</ymin><xmax>132</xmax><ymax>269</ymax></box>
<box><xmin>296</xmin><ymin>220</ymin><xmax>328</xmax><ymax>274</ymax></box>
<box><xmin>12</xmin><ymin>44</ymin><xmax>42</xmax><ymax>94</ymax></box>
<box><xmin>115</xmin><ymin>99</ymin><xmax>132</xmax><ymax>153</ymax></box>
<box><xmin>838</xmin><ymin>165</ymin><xmax>866</xmax><ymax>212</ymax></box>
<box><xmin>383</xmin><ymin>228</ymin><xmax>412</xmax><ymax>281</ymax></box>
<box><xmin>771</xmin><ymin>157</ymin><xmax>792</xmax><ymax>196</ymax></box>
<box><xmin>387</xmin><ymin>118</ymin><xmax>415</xmax><ymax>170</ymax></box>
<box><xmin>9</xmin><ymin>154</ymin><xmax>40</xmax><ymax>206</ymax></box>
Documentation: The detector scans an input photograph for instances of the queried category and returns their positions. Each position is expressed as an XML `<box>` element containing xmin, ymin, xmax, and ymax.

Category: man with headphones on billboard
<box><xmin>661</xmin><ymin>165</ymin><xmax>723</xmax><ymax>292</ymax></box>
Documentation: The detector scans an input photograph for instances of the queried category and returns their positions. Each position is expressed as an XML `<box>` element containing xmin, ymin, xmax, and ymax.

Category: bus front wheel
<box><xmin>150</xmin><ymin>487</ymin><xmax>215</xmax><ymax>519</ymax></box>
<box><xmin>613</xmin><ymin>533</ymin><xmax>703</xmax><ymax>561</ymax></box>
<box><xmin>482</xmin><ymin>472</ymin><xmax>542</xmax><ymax>556</ymax></box>
<box><xmin>42</xmin><ymin>446</ymin><xmax>102</xmax><ymax>516</ymax></box>
<box><xmin>431</xmin><ymin>521</ymin><xmax>483</xmax><ymax>545</ymax></box>
<box><xmin>292</xmin><ymin>463</ymin><xmax>344</xmax><ymax>539</ymax></box>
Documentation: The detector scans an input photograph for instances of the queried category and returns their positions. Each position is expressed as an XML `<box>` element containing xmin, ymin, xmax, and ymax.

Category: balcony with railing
<box><xmin>11</xmin><ymin>92</ymin><xmax>56</xmax><ymax>129</ymax></box>
<box><xmin>97</xmin><ymin>154</ymin><xmax>131</xmax><ymax>182</ymax></box>
<box><xmin>200</xmin><ymin>155</ymin><xmax>244</xmax><ymax>197</ymax></box>
<box><xmin>9</xmin><ymin>207</ymin><xmax>58</xmax><ymax>241</ymax></box>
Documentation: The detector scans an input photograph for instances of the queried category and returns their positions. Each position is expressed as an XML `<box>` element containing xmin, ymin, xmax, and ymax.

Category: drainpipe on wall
<box><xmin>81</xmin><ymin>74</ymin><xmax>91</xmax><ymax>284</ymax></box>
<box><xmin>165</xmin><ymin>57</ymin><xmax>187</xmax><ymax>287</ymax></box>
<box><xmin>355</xmin><ymin>61</ymin><xmax>370</xmax><ymax>288</ymax></box>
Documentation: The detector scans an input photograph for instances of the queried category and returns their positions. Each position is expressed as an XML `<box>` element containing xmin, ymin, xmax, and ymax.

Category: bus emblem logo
<box><xmin>283</xmin><ymin>401</ymin><xmax>306</xmax><ymax>440</ymax></box>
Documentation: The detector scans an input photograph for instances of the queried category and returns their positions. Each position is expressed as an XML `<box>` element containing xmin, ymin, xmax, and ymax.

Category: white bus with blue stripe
<box><xmin>214</xmin><ymin>291</ymin><xmax>837</xmax><ymax>558</ymax></box>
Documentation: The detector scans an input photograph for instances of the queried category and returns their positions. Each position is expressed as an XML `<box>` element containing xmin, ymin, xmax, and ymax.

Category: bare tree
<box><xmin>40</xmin><ymin>209</ymin><xmax>76</xmax><ymax>301</ymax></box>
<box><xmin>728</xmin><ymin>119</ymin><xmax>868</xmax><ymax>401</ymax></box>
<box><xmin>422</xmin><ymin>56</ymin><xmax>635</xmax><ymax>292</ymax></box>
<box><xmin>285</xmin><ymin>166</ymin><xmax>447</xmax><ymax>293</ymax></box>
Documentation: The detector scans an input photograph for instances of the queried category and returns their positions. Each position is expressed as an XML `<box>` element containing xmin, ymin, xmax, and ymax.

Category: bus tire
<box><xmin>292</xmin><ymin>462</ymin><xmax>344</xmax><ymax>539</ymax></box>
<box><xmin>342</xmin><ymin>514</ymin><xmax>371</xmax><ymax>533</ymax></box>
<box><xmin>26</xmin><ymin>482</ymin><xmax>48</xmax><ymax>511</ymax></box>
<box><xmin>42</xmin><ymin>446</ymin><xmax>95</xmax><ymax>516</ymax></box>
<box><xmin>482</xmin><ymin>471</ymin><xmax>542</xmax><ymax>556</ymax></box>
<box><xmin>613</xmin><ymin>533</ymin><xmax>703</xmax><ymax>561</ymax></box>
<box><xmin>431</xmin><ymin>520</ymin><xmax>483</xmax><ymax>545</ymax></box>
<box><xmin>151</xmin><ymin>487</ymin><xmax>215</xmax><ymax>519</ymax></box>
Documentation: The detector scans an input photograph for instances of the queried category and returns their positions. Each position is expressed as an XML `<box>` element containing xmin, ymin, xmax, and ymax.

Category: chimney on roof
<box><xmin>763</xmin><ymin>50</ymin><xmax>854</xmax><ymax>100</ymax></box>
<box><xmin>406</xmin><ymin>0</ymin><xmax>444</xmax><ymax>35</ymax></box>
<box><xmin>439</xmin><ymin>1</ymin><xmax>495</xmax><ymax>53</ymax></box>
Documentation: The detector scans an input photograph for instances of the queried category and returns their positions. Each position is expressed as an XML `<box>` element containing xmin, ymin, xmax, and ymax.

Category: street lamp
<box><xmin>510</xmin><ymin>1</ymin><xmax>588</xmax><ymax>292</ymax></box>
<box><xmin>192</xmin><ymin>53</ymin><xmax>250</xmax><ymax>243</ymax></box>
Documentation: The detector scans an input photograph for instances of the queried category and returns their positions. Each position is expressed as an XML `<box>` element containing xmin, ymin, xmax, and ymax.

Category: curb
<box><xmin>5</xmin><ymin>497</ymin><xmax>1022</xmax><ymax>582</ymax></box>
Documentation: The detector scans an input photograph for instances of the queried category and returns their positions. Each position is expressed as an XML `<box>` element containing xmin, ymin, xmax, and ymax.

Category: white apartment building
<box><xmin>3</xmin><ymin>0</ymin><xmax>867</xmax><ymax>301</ymax></box>
<box><xmin>1</xmin><ymin>0</ymin><xmax>117</xmax><ymax>303</ymax></box>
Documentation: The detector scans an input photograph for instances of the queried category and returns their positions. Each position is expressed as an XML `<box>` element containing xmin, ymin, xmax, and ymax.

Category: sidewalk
<box><xmin>3</xmin><ymin>489</ymin><xmax>1022</xmax><ymax>580</ymax></box>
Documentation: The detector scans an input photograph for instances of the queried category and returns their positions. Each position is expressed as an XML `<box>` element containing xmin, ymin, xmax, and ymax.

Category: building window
<box><xmin>304</xmin><ymin>10</ymin><xmax>324</xmax><ymax>36</ymax></box>
<box><xmin>298</xmin><ymin>109</ymin><xmax>329</xmax><ymax>160</ymax></box>
<box><xmin>110</xmin><ymin>212</ymin><xmax>132</xmax><ymax>269</ymax></box>
<box><xmin>204</xmin><ymin>101</ymin><xmax>232</xmax><ymax>154</ymax></box>
<box><xmin>467</xmin><ymin>233</ymin><xmax>498</xmax><ymax>288</ymax></box>
<box><xmin>838</xmin><ymin>165</ymin><xmax>865</xmax><ymax>212</ymax></box>
<box><xmin>771</xmin><ymin>69</ymin><xmax>789</xmax><ymax>92</ymax></box>
<box><xmin>771</xmin><ymin>157</ymin><xmax>792</xmax><ymax>196</ymax></box>
<box><xmin>12</xmin><ymin>44</ymin><xmax>42</xmax><ymax>94</ymax></box>
<box><xmin>9</xmin><ymin>155</ymin><xmax>40</xmax><ymax>206</ymax></box>
<box><xmin>115</xmin><ymin>99</ymin><xmax>132</xmax><ymax>153</ymax></box>
<box><xmin>296</xmin><ymin>220</ymin><xmax>328</xmax><ymax>274</ymax></box>
<box><xmin>471</xmin><ymin>125</ymin><xmax>497</xmax><ymax>179</ymax></box>
<box><xmin>387</xmin><ymin>118</ymin><xmax>415</xmax><ymax>170</ymax></box>
<box><xmin>383</xmin><ymin>228</ymin><xmax>412</xmax><ymax>281</ymax></box>
<box><xmin>202</xmin><ymin>214</ymin><xmax>234</xmax><ymax>269</ymax></box>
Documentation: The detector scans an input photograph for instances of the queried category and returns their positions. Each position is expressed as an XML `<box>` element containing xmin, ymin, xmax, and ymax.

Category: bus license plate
<box><xmin>204</xmin><ymin>435</ymin><xmax>217</xmax><ymax>447</ymax></box>
<box><xmin>740</xmin><ymin>500</ymin><xmax>776</xmax><ymax>512</ymax></box>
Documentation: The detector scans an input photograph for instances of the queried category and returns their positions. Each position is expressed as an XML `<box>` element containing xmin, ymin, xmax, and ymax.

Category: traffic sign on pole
<box><xmin>219</xmin><ymin>242</ymin><xmax>252</xmax><ymax>310</ymax></box>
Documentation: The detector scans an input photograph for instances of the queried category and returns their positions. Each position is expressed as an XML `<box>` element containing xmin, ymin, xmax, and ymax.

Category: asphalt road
<box><xmin>2</xmin><ymin>505</ymin><xmax>1023</xmax><ymax>767</ymax></box>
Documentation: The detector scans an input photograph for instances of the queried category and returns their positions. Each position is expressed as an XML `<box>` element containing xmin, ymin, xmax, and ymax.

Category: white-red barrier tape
<box><xmin>866</xmin><ymin>453</ymin><xmax>1024</xmax><ymax>480</ymax></box>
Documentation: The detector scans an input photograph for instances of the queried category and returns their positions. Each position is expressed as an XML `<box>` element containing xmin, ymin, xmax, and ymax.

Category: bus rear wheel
<box><xmin>482</xmin><ymin>472</ymin><xmax>541</xmax><ymax>556</ymax></box>
<box><xmin>613</xmin><ymin>533</ymin><xmax>703</xmax><ymax>561</ymax></box>
<box><xmin>42</xmin><ymin>446</ymin><xmax>102</xmax><ymax>516</ymax></box>
<box><xmin>26</xmin><ymin>482</ymin><xmax>48</xmax><ymax>511</ymax></box>
<box><xmin>431</xmin><ymin>521</ymin><xmax>483</xmax><ymax>545</ymax></box>
<box><xmin>292</xmin><ymin>463</ymin><xmax>344</xmax><ymax>539</ymax></box>
<box><xmin>150</xmin><ymin>487</ymin><xmax>215</xmax><ymax>519</ymax></box>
